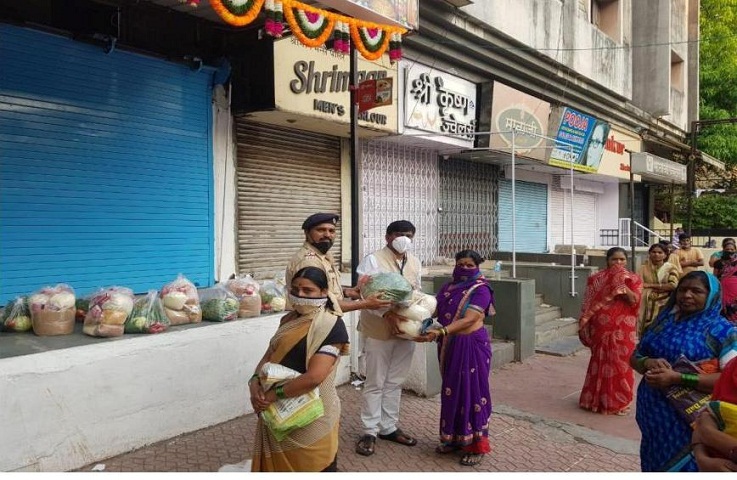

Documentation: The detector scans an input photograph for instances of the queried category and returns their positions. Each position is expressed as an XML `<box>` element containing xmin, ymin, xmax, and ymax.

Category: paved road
<box><xmin>77</xmin><ymin>351</ymin><xmax>643</xmax><ymax>472</ymax></box>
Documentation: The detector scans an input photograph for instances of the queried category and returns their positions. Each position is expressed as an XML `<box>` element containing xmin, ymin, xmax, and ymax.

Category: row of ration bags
<box><xmin>1</xmin><ymin>274</ymin><xmax>289</xmax><ymax>338</ymax></box>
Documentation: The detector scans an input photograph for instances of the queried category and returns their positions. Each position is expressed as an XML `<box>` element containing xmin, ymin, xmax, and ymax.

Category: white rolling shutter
<box><xmin>235</xmin><ymin>120</ymin><xmax>342</xmax><ymax>279</ymax></box>
<box><xmin>550</xmin><ymin>177</ymin><xmax>599</xmax><ymax>248</ymax></box>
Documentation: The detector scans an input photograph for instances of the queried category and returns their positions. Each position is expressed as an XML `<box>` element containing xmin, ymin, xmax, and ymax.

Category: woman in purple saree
<box><xmin>417</xmin><ymin>250</ymin><xmax>495</xmax><ymax>467</ymax></box>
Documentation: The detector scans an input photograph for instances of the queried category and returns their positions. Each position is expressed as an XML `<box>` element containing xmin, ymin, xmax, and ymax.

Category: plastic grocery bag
<box><xmin>393</xmin><ymin>291</ymin><xmax>439</xmax><ymax>340</ymax></box>
<box><xmin>124</xmin><ymin>290</ymin><xmax>170</xmax><ymax>334</ymax></box>
<box><xmin>361</xmin><ymin>272</ymin><xmax>413</xmax><ymax>305</ymax></box>
<box><xmin>258</xmin><ymin>362</ymin><xmax>324</xmax><ymax>441</ymax></box>
<box><xmin>160</xmin><ymin>274</ymin><xmax>202</xmax><ymax>325</ymax></box>
<box><xmin>200</xmin><ymin>284</ymin><xmax>239</xmax><ymax>322</ymax></box>
<box><xmin>83</xmin><ymin>286</ymin><xmax>135</xmax><ymax>337</ymax></box>
<box><xmin>259</xmin><ymin>279</ymin><xmax>287</xmax><ymax>315</ymax></box>
<box><xmin>75</xmin><ymin>297</ymin><xmax>89</xmax><ymax>322</ymax></box>
<box><xmin>29</xmin><ymin>284</ymin><xmax>76</xmax><ymax>336</ymax></box>
<box><xmin>1</xmin><ymin>297</ymin><xmax>32</xmax><ymax>332</ymax></box>
<box><xmin>226</xmin><ymin>275</ymin><xmax>261</xmax><ymax>318</ymax></box>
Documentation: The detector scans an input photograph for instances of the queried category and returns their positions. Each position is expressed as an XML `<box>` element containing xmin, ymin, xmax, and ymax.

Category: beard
<box><xmin>312</xmin><ymin>240</ymin><xmax>333</xmax><ymax>254</ymax></box>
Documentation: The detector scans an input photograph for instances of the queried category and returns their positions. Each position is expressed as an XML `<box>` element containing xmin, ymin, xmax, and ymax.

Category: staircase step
<box><xmin>535</xmin><ymin>293</ymin><xmax>544</xmax><ymax>307</ymax></box>
<box><xmin>535</xmin><ymin>305</ymin><xmax>562</xmax><ymax>325</ymax></box>
<box><xmin>534</xmin><ymin>317</ymin><xmax>579</xmax><ymax>346</ymax></box>
<box><xmin>536</xmin><ymin>335</ymin><xmax>586</xmax><ymax>357</ymax></box>
<box><xmin>491</xmin><ymin>339</ymin><xmax>515</xmax><ymax>370</ymax></box>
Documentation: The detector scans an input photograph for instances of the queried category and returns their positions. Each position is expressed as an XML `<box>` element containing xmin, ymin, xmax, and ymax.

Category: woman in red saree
<box><xmin>714</xmin><ymin>240</ymin><xmax>737</xmax><ymax>324</ymax></box>
<box><xmin>579</xmin><ymin>247</ymin><xmax>643</xmax><ymax>415</ymax></box>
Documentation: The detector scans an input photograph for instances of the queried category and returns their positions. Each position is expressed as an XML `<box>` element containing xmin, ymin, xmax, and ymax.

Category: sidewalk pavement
<box><xmin>77</xmin><ymin>350</ymin><xmax>643</xmax><ymax>472</ymax></box>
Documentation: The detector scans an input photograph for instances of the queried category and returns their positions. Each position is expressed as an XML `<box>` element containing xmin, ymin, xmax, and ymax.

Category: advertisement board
<box><xmin>548</xmin><ymin>107</ymin><xmax>611</xmax><ymax>173</ymax></box>
<box><xmin>490</xmin><ymin>82</ymin><xmax>551</xmax><ymax>161</ymax></box>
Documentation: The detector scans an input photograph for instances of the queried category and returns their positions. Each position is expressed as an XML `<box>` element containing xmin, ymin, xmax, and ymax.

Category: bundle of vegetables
<box><xmin>83</xmin><ymin>286</ymin><xmax>135</xmax><ymax>337</ymax></box>
<box><xmin>75</xmin><ymin>298</ymin><xmax>89</xmax><ymax>322</ymax></box>
<box><xmin>124</xmin><ymin>290</ymin><xmax>169</xmax><ymax>334</ymax></box>
<box><xmin>29</xmin><ymin>284</ymin><xmax>76</xmax><ymax>336</ymax></box>
<box><xmin>1</xmin><ymin>297</ymin><xmax>32</xmax><ymax>332</ymax></box>
<box><xmin>200</xmin><ymin>284</ymin><xmax>239</xmax><ymax>322</ymax></box>
<box><xmin>361</xmin><ymin>272</ymin><xmax>413</xmax><ymax>304</ymax></box>
<box><xmin>259</xmin><ymin>279</ymin><xmax>287</xmax><ymax>314</ymax></box>
<box><xmin>392</xmin><ymin>291</ymin><xmax>439</xmax><ymax>340</ymax></box>
<box><xmin>160</xmin><ymin>274</ymin><xmax>202</xmax><ymax>325</ymax></box>
<box><xmin>227</xmin><ymin>275</ymin><xmax>261</xmax><ymax>318</ymax></box>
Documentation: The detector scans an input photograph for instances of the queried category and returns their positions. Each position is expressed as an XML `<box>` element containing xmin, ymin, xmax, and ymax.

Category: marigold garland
<box><xmin>210</xmin><ymin>0</ymin><xmax>264</xmax><ymax>27</ymax></box>
<box><xmin>209</xmin><ymin>0</ymin><xmax>406</xmax><ymax>61</ymax></box>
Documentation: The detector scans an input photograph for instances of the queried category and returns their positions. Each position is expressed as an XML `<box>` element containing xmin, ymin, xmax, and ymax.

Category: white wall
<box><xmin>0</xmin><ymin>314</ymin><xmax>355</xmax><ymax>472</ymax></box>
<box><xmin>212</xmin><ymin>85</ymin><xmax>238</xmax><ymax>281</ymax></box>
<box><xmin>598</xmin><ymin>181</ymin><xmax>622</xmax><ymax>233</ymax></box>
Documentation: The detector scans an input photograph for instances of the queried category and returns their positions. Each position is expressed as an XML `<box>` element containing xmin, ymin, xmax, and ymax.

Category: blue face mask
<box><xmin>453</xmin><ymin>265</ymin><xmax>480</xmax><ymax>282</ymax></box>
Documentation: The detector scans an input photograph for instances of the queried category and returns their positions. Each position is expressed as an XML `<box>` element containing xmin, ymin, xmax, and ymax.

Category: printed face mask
<box><xmin>289</xmin><ymin>294</ymin><xmax>327</xmax><ymax>315</ymax></box>
<box><xmin>391</xmin><ymin>236</ymin><xmax>412</xmax><ymax>254</ymax></box>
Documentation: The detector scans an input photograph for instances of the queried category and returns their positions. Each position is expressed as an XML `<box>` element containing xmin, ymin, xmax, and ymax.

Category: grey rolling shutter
<box><xmin>235</xmin><ymin>120</ymin><xmax>342</xmax><ymax>279</ymax></box>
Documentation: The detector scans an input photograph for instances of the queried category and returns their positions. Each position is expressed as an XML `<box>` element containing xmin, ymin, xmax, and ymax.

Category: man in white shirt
<box><xmin>354</xmin><ymin>220</ymin><xmax>422</xmax><ymax>457</ymax></box>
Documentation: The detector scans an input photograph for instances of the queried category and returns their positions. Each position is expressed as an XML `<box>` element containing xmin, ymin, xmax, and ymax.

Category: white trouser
<box><xmin>360</xmin><ymin>335</ymin><xmax>416</xmax><ymax>436</ymax></box>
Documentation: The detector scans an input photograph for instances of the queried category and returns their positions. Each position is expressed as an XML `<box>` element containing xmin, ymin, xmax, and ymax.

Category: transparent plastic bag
<box><xmin>83</xmin><ymin>286</ymin><xmax>135</xmax><ymax>338</ymax></box>
<box><xmin>29</xmin><ymin>284</ymin><xmax>76</xmax><ymax>336</ymax></box>
<box><xmin>361</xmin><ymin>272</ymin><xmax>413</xmax><ymax>305</ymax></box>
<box><xmin>258</xmin><ymin>362</ymin><xmax>324</xmax><ymax>441</ymax></box>
<box><xmin>200</xmin><ymin>284</ymin><xmax>239</xmax><ymax>322</ymax></box>
<box><xmin>125</xmin><ymin>290</ymin><xmax>170</xmax><ymax>334</ymax></box>
<box><xmin>1</xmin><ymin>297</ymin><xmax>32</xmax><ymax>332</ymax></box>
<box><xmin>259</xmin><ymin>279</ymin><xmax>287</xmax><ymax>314</ymax></box>
<box><xmin>227</xmin><ymin>275</ymin><xmax>261</xmax><ymax>318</ymax></box>
<box><xmin>160</xmin><ymin>274</ymin><xmax>202</xmax><ymax>325</ymax></box>
<box><xmin>393</xmin><ymin>292</ymin><xmax>439</xmax><ymax>340</ymax></box>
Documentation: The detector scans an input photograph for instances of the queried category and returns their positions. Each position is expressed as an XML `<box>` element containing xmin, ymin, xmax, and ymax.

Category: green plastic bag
<box><xmin>361</xmin><ymin>272</ymin><xmax>413</xmax><ymax>304</ymax></box>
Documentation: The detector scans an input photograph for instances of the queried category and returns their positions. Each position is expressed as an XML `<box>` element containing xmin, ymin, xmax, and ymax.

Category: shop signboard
<box><xmin>318</xmin><ymin>0</ymin><xmax>419</xmax><ymax>30</ymax></box>
<box><xmin>630</xmin><ymin>153</ymin><xmax>687</xmax><ymax>184</ymax></box>
<box><xmin>274</xmin><ymin>38</ymin><xmax>398</xmax><ymax>133</ymax></box>
<box><xmin>548</xmin><ymin>106</ymin><xmax>611</xmax><ymax>173</ymax></box>
<box><xmin>490</xmin><ymin>82</ymin><xmax>551</xmax><ymax>162</ymax></box>
<box><xmin>596</xmin><ymin>126</ymin><xmax>642</xmax><ymax>180</ymax></box>
<box><xmin>403</xmin><ymin>63</ymin><xmax>477</xmax><ymax>147</ymax></box>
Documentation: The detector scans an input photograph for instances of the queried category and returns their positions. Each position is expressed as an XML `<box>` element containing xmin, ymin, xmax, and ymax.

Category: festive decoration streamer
<box><xmin>209</xmin><ymin>0</ymin><xmax>406</xmax><ymax>62</ymax></box>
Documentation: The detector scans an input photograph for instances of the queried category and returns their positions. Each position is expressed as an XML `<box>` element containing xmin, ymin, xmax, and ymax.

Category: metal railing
<box><xmin>601</xmin><ymin>226</ymin><xmax>736</xmax><ymax>249</ymax></box>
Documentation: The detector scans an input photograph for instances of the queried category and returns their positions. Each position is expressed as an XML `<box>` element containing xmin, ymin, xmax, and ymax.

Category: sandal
<box><xmin>615</xmin><ymin>407</ymin><xmax>631</xmax><ymax>416</ymax></box>
<box><xmin>460</xmin><ymin>453</ymin><xmax>485</xmax><ymax>467</ymax></box>
<box><xmin>435</xmin><ymin>443</ymin><xmax>460</xmax><ymax>454</ymax></box>
<box><xmin>378</xmin><ymin>429</ymin><xmax>418</xmax><ymax>446</ymax></box>
<box><xmin>356</xmin><ymin>435</ymin><xmax>376</xmax><ymax>456</ymax></box>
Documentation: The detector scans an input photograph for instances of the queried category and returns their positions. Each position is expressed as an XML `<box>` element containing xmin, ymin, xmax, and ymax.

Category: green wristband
<box><xmin>636</xmin><ymin>356</ymin><xmax>649</xmax><ymax>372</ymax></box>
<box><xmin>275</xmin><ymin>384</ymin><xmax>286</xmax><ymax>399</ymax></box>
<box><xmin>681</xmin><ymin>373</ymin><xmax>699</xmax><ymax>389</ymax></box>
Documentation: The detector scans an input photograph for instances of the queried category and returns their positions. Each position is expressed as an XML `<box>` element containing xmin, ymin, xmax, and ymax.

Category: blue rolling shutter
<box><xmin>0</xmin><ymin>25</ymin><xmax>214</xmax><ymax>302</ymax></box>
<box><xmin>498</xmin><ymin>179</ymin><xmax>548</xmax><ymax>253</ymax></box>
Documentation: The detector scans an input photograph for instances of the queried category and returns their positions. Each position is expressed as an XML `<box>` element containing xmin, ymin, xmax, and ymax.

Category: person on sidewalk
<box><xmin>637</xmin><ymin>243</ymin><xmax>679</xmax><ymax>337</ymax></box>
<box><xmin>355</xmin><ymin>220</ymin><xmax>422</xmax><ymax>457</ymax></box>
<box><xmin>709</xmin><ymin>238</ymin><xmax>736</xmax><ymax>269</ymax></box>
<box><xmin>285</xmin><ymin>212</ymin><xmax>390</xmax><ymax>313</ymax></box>
<box><xmin>677</xmin><ymin>233</ymin><xmax>705</xmax><ymax>278</ymax></box>
<box><xmin>578</xmin><ymin>247</ymin><xmax>642</xmax><ymax>415</ymax></box>
<box><xmin>249</xmin><ymin>267</ymin><xmax>349</xmax><ymax>472</ymax></box>
<box><xmin>630</xmin><ymin>271</ymin><xmax>737</xmax><ymax>472</ymax></box>
<box><xmin>416</xmin><ymin>249</ymin><xmax>495</xmax><ymax>467</ymax></box>
<box><xmin>713</xmin><ymin>239</ymin><xmax>737</xmax><ymax>324</ymax></box>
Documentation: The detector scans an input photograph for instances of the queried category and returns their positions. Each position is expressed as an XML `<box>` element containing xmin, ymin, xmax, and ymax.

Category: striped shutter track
<box><xmin>234</xmin><ymin>120</ymin><xmax>342</xmax><ymax>280</ymax></box>
<box><xmin>498</xmin><ymin>179</ymin><xmax>548</xmax><ymax>253</ymax></box>
<box><xmin>550</xmin><ymin>181</ymin><xmax>599</xmax><ymax>247</ymax></box>
<box><xmin>0</xmin><ymin>24</ymin><xmax>214</xmax><ymax>302</ymax></box>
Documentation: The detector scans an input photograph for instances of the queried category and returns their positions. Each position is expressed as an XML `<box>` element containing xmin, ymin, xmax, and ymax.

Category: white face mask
<box><xmin>391</xmin><ymin>236</ymin><xmax>412</xmax><ymax>254</ymax></box>
<box><xmin>288</xmin><ymin>294</ymin><xmax>327</xmax><ymax>315</ymax></box>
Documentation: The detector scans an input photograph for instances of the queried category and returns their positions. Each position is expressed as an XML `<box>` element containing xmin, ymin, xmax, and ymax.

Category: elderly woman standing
<box><xmin>638</xmin><ymin>243</ymin><xmax>679</xmax><ymax>336</ymax></box>
<box><xmin>578</xmin><ymin>247</ymin><xmax>642</xmax><ymax>415</ymax></box>
<box><xmin>249</xmin><ymin>267</ymin><xmax>349</xmax><ymax>472</ymax></box>
<box><xmin>417</xmin><ymin>249</ymin><xmax>495</xmax><ymax>467</ymax></box>
<box><xmin>631</xmin><ymin>271</ymin><xmax>737</xmax><ymax>472</ymax></box>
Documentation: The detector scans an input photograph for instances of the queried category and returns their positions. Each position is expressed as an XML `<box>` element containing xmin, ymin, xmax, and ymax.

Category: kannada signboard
<box><xmin>490</xmin><ymin>82</ymin><xmax>551</xmax><ymax>161</ymax></box>
<box><xmin>318</xmin><ymin>0</ymin><xmax>419</xmax><ymax>30</ymax></box>
<box><xmin>548</xmin><ymin>106</ymin><xmax>611</xmax><ymax>173</ymax></box>
<box><xmin>630</xmin><ymin>153</ymin><xmax>687</xmax><ymax>184</ymax></box>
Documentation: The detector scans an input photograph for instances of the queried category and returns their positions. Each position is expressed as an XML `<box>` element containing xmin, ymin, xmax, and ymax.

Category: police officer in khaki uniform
<box><xmin>285</xmin><ymin>213</ymin><xmax>390</xmax><ymax>313</ymax></box>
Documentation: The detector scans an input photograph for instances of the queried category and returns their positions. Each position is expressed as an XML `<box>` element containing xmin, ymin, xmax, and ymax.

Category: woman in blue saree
<box><xmin>417</xmin><ymin>250</ymin><xmax>495</xmax><ymax>467</ymax></box>
<box><xmin>631</xmin><ymin>271</ymin><xmax>737</xmax><ymax>471</ymax></box>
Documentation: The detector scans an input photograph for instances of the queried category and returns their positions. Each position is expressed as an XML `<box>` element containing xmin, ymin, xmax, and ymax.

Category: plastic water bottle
<box><xmin>494</xmin><ymin>261</ymin><xmax>502</xmax><ymax>280</ymax></box>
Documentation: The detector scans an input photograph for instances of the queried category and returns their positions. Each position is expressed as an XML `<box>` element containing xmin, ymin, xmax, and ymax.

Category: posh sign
<box><xmin>404</xmin><ymin>64</ymin><xmax>477</xmax><ymax>146</ymax></box>
<box><xmin>274</xmin><ymin>38</ymin><xmax>398</xmax><ymax>133</ymax></box>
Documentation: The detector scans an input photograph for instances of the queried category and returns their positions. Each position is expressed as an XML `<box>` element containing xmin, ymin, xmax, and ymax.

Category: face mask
<box><xmin>311</xmin><ymin>240</ymin><xmax>333</xmax><ymax>255</ymax></box>
<box><xmin>391</xmin><ymin>236</ymin><xmax>412</xmax><ymax>254</ymax></box>
<box><xmin>453</xmin><ymin>266</ymin><xmax>480</xmax><ymax>282</ymax></box>
<box><xmin>289</xmin><ymin>294</ymin><xmax>327</xmax><ymax>315</ymax></box>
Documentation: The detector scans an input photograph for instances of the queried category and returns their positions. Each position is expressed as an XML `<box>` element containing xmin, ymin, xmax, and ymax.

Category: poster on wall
<box><xmin>548</xmin><ymin>107</ymin><xmax>611</xmax><ymax>173</ymax></box>
<box><xmin>318</xmin><ymin>0</ymin><xmax>419</xmax><ymax>30</ymax></box>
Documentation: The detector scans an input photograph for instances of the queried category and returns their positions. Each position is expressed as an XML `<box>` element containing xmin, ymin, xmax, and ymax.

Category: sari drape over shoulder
<box><xmin>578</xmin><ymin>265</ymin><xmax>642</xmax><ymax>415</ymax></box>
<box><xmin>251</xmin><ymin>306</ymin><xmax>348</xmax><ymax>472</ymax></box>
<box><xmin>435</xmin><ymin>275</ymin><xmax>494</xmax><ymax>454</ymax></box>
<box><xmin>637</xmin><ymin>261</ymin><xmax>679</xmax><ymax>336</ymax></box>
<box><xmin>634</xmin><ymin>272</ymin><xmax>737</xmax><ymax>472</ymax></box>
